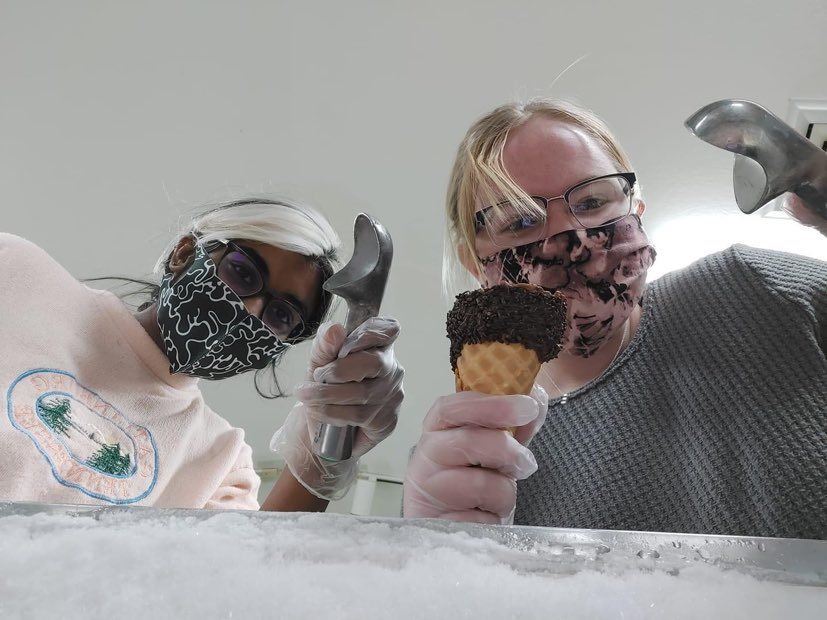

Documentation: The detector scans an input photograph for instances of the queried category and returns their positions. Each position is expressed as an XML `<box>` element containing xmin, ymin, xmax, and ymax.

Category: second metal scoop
<box><xmin>684</xmin><ymin>99</ymin><xmax>827</xmax><ymax>219</ymax></box>
<box><xmin>313</xmin><ymin>213</ymin><xmax>393</xmax><ymax>462</ymax></box>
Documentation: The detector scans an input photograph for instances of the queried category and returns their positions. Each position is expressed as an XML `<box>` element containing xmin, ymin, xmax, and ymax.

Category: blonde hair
<box><xmin>443</xmin><ymin>98</ymin><xmax>638</xmax><ymax>299</ymax></box>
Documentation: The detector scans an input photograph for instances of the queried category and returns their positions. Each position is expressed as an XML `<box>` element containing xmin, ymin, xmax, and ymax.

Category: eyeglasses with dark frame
<box><xmin>203</xmin><ymin>239</ymin><xmax>309</xmax><ymax>341</ymax></box>
<box><xmin>475</xmin><ymin>172</ymin><xmax>637</xmax><ymax>253</ymax></box>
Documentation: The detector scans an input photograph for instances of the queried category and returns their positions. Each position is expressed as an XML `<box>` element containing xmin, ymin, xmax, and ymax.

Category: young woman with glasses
<box><xmin>0</xmin><ymin>198</ymin><xmax>403</xmax><ymax>511</ymax></box>
<box><xmin>403</xmin><ymin>99</ymin><xmax>826</xmax><ymax>540</ymax></box>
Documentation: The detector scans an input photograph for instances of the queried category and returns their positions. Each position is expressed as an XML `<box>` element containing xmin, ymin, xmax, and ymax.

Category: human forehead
<box><xmin>238</xmin><ymin>240</ymin><xmax>314</xmax><ymax>272</ymax></box>
<box><xmin>501</xmin><ymin>116</ymin><xmax>619</xmax><ymax>197</ymax></box>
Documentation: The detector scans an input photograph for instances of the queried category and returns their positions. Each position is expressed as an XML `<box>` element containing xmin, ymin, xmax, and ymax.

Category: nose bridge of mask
<box><xmin>198</xmin><ymin>249</ymin><xmax>287</xmax><ymax>352</ymax></box>
<box><xmin>516</xmin><ymin>200</ymin><xmax>582</xmax><ymax>252</ymax></box>
<box><xmin>516</xmin><ymin>198</ymin><xmax>579</xmax><ymax>248</ymax></box>
<box><xmin>176</xmin><ymin>244</ymin><xmax>265</xmax><ymax>352</ymax></box>
<box><xmin>195</xmin><ymin>243</ymin><xmax>259</xmax><ymax>320</ymax></box>
<box><xmin>198</xmin><ymin>243</ymin><xmax>282</xmax><ymax>328</ymax></box>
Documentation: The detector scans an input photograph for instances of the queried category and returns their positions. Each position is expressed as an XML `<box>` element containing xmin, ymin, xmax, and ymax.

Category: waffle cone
<box><xmin>454</xmin><ymin>342</ymin><xmax>540</xmax><ymax>394</ymax></box>
<box><xmin>454</xmin><ymin>342</ymin><xmax>540</xmax><ymax>434</ymax></box>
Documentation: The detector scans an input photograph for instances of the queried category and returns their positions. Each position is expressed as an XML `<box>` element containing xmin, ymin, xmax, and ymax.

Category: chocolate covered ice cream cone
<box><xmin>447</xmin><ymin>284</ymin><xmax>567</xmax><ymax>432</ymax></box>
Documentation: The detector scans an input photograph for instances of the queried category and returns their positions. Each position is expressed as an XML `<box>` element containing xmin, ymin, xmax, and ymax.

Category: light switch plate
<box><xmin>805</xmin><ymin>122</ymin><xmax>827</xmax><ymax>152</ymax></box>
<box><xmin>787</xmin><ymin>98</ymin><xmax>827</xmax><ymax>137</ymax></box>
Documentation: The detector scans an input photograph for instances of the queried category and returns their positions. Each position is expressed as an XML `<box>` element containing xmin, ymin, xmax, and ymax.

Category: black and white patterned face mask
<box><xmin>156</xmin><ymin>242</ymin><xmax>291</xmax><ymax>379</ymax></box>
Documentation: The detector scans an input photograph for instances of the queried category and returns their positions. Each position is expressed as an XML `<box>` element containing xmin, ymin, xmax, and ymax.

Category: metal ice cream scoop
<box><xmin>685</xmin><ymin>99</ymin><xmax>827</xmax><ymax>219</ymax></box>
<box><xmin>312</xmin><ymin>213</ymin><xmax>393</xmax><ymax>462</ymax></box>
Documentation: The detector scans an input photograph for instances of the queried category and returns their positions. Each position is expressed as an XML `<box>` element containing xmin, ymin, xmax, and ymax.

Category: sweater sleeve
<box><xmin>203</xmin><ymin>442</ymin><xmax>261</xmax><ymax>511</ymax></box>
<box><xmin>732</xmin><ymin>244</ymin><xmax>827</xmax><ymax>352</ymax></box>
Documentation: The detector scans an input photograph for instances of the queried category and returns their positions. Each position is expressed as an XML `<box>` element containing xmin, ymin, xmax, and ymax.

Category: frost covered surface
<box><xmin>0</xmin><ymin>510</ymin><xmax>824</xmax><ymax>619</ymax></box>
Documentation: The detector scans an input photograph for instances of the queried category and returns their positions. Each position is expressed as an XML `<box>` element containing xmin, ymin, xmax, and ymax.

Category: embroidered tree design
<box><xmin>37</xmin><ymin>398</ymin><xmax>73</xmax><ymax>436</ymax></box>
<box><xmin>38</xmin><ymin>396</ymin><xmax>132</xmax><ymax>476</ymax></box>
<box><xmin>87</xmin><ymin>444</ymin><xmax>131</xmax><ymax>476</ymax></box>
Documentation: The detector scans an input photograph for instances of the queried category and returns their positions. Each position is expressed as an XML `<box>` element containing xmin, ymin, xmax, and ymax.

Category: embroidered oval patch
<box><xmin>6</xmin><ymin>369</ymin><xmax>158</xmax><ymax>504</ymax></box>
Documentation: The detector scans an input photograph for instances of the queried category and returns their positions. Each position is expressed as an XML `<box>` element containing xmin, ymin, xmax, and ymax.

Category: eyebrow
<box><xmin>235</xmin><ymin>242</ymin><xmax>312</xmax><ymax>317</ymax></box>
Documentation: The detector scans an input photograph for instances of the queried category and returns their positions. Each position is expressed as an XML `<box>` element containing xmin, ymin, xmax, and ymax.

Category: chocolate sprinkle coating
<box><xmin>447</xmin><ymin>284</ymin><xmax>568</xmax><ymax>370</ymax></box>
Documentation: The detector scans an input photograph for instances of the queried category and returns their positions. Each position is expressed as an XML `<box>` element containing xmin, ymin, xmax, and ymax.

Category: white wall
<box><xmin>2</xmin><ymin>1</ymin><xmax>826</xmax><ymax>504</ymax></box>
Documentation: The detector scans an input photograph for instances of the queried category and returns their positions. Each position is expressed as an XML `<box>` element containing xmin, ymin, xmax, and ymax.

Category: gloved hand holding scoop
<box><xmin>270</xmin><ymin>213</ymin><xmax>401</xmax><ymax>501</ymax></box>
<box><xmin>313</xmin><ymin>213</ymin><xmax>394</xmax><ymax>462</ymax></box>
<box><xmin>685</xmin><ymin>99</ymin><xmax>827</xmax><ymax>222</ymax></box>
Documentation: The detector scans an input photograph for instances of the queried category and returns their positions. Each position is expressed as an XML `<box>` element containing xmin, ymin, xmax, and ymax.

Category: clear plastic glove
<box><xmin>402</xmin><ymin>386</ymin><xmax>548</xmax><ymax>525</ymax></box>
<box><xmin>270</xmin><ymin>317</ymin><xmax>404</xmax><ymax>501</ymax></box>
<box><xmin>782</xmin><ymin>193</ymin><xmax>827</xmax><ymax>237</ymax></box>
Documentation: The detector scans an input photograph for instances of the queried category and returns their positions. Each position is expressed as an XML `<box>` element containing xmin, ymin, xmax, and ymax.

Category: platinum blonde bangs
<box><xmin>443</xmin><ymin>98</ymin><xmax>639</xmax><ymax>302</ymax></box>
<box><xmin>155</xmin><ymin>197</ymin><xmax>340</xmax><ymax>276</ymax></box>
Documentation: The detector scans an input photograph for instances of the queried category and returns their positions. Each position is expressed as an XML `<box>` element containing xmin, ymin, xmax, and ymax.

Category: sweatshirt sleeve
<box><xmin>203</xmin><ymin>442</ymin><xmax>261</xmax><ymax>511</ymax></box>
<box><xmin>732</xmin><ymin>244</ymin><xmax>827</xmax><ymax>351</ymax></box>
<box><xmin>0</xmin><ymin>232</ymin><xmax>84</xmax><ymax>299</ymax></box>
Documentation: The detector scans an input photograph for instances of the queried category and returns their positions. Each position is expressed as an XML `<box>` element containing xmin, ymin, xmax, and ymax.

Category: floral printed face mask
<box><xmin>479</xmin><ymin>214</ymin><xmax>656</xmax><ymax>358</ymax></box>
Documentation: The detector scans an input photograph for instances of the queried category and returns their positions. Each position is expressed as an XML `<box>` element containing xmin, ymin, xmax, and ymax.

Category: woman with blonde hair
<box><xmin>1</xmin><ymin>198</ymin><xmax>403</xmax><ymax>511</ymax></box>
<box><xmin>403</xmin><ymin>99</ymin><xmax>826</xmax><ymax>539</ymax></box>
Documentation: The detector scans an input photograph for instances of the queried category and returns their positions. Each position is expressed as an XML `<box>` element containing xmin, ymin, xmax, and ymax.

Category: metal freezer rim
<box><xmin>2</xmin><ymin>501</ymin><xmax>824</xmax><ymax>587</ymax></box>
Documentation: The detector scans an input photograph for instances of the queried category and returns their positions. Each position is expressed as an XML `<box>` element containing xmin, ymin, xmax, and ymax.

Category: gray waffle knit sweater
<box><xmin>515</xmin><ymin>244</ymin><xmax>827</xmax><ymax>539</ymax></box>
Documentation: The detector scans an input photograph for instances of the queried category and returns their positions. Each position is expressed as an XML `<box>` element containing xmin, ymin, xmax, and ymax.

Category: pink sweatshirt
<box><xmin>0</xmin><ymin>233</ymin><xmax>260</xmax><ymax>509</ymax></box>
